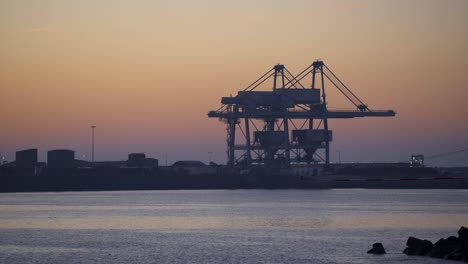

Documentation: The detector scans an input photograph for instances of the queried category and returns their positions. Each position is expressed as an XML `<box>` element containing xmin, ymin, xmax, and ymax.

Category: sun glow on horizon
<box><xmin>1</xmin><ymin>0</ymin><xmax>467</xmax><ymax>165</ymax></box>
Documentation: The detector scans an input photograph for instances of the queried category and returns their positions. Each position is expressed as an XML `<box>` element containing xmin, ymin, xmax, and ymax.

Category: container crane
<box><xmin>208</xmin><ymin>60</ymin><xmax>395</xmax><ymax>168</ymax></box>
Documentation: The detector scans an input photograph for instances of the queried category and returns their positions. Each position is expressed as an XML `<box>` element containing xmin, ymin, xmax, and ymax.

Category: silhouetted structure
<box><xmin>91</xmin><ymin>161</ymin><xmax>127</xmax><ymax>168</ymax></box>
<box><xmin>172</xmin><ymin>160</ymin><xmax>216</xmax><ymax>175</ymax></box>
<box><xmin>14</xmin><ymin>148</ymin><xmax>38</xmax><ymax>175</ymax></box>
<box><xmin>1</xmin><ymin>147</ymin><xmax>468</xmax><ymax>192</ymax></box>
<box><xmin>127</xmin><ymin>153</ymin><xmax>146</xmax><ymax>166</ymax></box>
<box><xmin>410</xmin><ymin>154</ymin><xmax>425</xmax><ymax>167</ymax></box>
<box><xmin>127</xmin><ymin>153</ymin><xmax>158</xmax><ymax>168</ymax></box>
<box><xmin>47</xmin><ymin>149</ymin><xmax>75</xmax><ymax>169</ymax></box>
<box><xmin>208</xmin><ymin>61</ymin><xmax>395</xmax><ymax>168</ymax></box>
<box><xmin>15</xmin><ymin>149</ymin><xmax>37</xmax><ymax>168</ymax></box>
<box><xmin>142</xmin><ymin>158</ymin><xmax>158</xmax><ymax>168</ymax></box>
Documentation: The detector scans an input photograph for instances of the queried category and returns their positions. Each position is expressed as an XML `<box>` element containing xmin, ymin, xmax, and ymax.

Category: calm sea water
<box><xmin>0</xmin><ymin>189</ymin><xmax>467</xmax><ymax>264</ymax></box>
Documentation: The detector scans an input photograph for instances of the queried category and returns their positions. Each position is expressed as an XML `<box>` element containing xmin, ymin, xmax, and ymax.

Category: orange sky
<box><xmin>1</xmin><ymin>0</ymin><xmax>467</xmax><ymax>165</ymax></box>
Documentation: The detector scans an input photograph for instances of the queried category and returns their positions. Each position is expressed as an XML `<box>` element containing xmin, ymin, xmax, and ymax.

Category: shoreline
<box><xmin>1</xmin><ymin>173</ymin><xmax>467</xmax><ymax>193</ymax></box>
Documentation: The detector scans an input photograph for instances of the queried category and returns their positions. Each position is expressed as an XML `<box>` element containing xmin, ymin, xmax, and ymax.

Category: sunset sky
<box><xmin>1</xmin><ymin>0</ymin><xmax>467</xmax><ymax>166</ymax></box>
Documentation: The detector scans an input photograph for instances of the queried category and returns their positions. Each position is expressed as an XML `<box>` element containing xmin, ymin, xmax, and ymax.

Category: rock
<box><xmin>430</xmin><ymin>236</ymin><xmax>462</xmax><ymax>258</ymax></box>
<box><xmin>403</xmin><ymin>227</ymin><xmax>468</xmax><ymax>262</ymax></box>
<box><xmin>431</xmin><ymin>238</ymin><xmax>450</xmax><ymax>258</ymax></box>
<box><xmin>447</xmin><ymin>236</ymin><xmax>462</xmax><ymax>246</ymax></box>
<box><xmin>418</xmin><ymin>240</ymin><xmax>434</xmax><ymax>256</ymax></box>
<box><xmin>461</xmin><ymin>239</ymin><xmax>468</xmax><ymax>262</ymax></box>
<box><xmin>403</xmin><ymin>237</ymin><xmax>433</xmax><ymax>256</ymax></box>
<box><xmin>406</xmin><ymin>237</ymin><xmax>422</xmax><ymax>248</ymax></box>
<box><xmin>446</xmin><ymin>248</ymin><xmax>464</xmax><ymax>261</ymax></box>
<box><xmin>367</xmin><ymin>242</ymin><xmax>386</xmax><ymax>254</ymax></box>
<box><xmin>459</xmin><ymin>226</ymin><xmax>468</xmax><ymax>239</ymax></box>
<box><xmin>403</xmin><ymin>247</ymin><xmax>416</xmax><ymax>255</ymax></box>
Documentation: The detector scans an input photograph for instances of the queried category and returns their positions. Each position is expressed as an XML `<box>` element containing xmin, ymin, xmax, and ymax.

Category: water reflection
<box><xmin>0</xmin><ymin>245</ymin><xmax>87</xmax><ymax>254</ymax></box>
<box><xmin>0</xmin><ymin>190</ymin><xmax>467</xmax><ymax>231</ymax></box>
<box><xmin>1</xmin><ymin>190</ymin><xmax>467</xmax><ymax>264</ymax></box>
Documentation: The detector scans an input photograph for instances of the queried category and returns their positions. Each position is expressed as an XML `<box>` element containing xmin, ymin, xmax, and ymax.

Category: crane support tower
<box><xmin>208</xmin><ymin>61</ymin><xmax>395</xmax><ymax>168</ymax></box>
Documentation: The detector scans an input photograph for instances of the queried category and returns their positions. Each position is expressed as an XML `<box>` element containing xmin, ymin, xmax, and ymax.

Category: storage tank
<box><xmin>127</xmin><ymin>153</ymin><xmax>146</xmax><ymax>167</ymax></box>
<box><xmin>47</xmin><ymin>149</ymin><xmax>75</xmax><ymax>169</ymax></box>
<box><xmin>15</xmin><ymin>149</ymin><xmax>37</xmax><ymax>168</ymax></box>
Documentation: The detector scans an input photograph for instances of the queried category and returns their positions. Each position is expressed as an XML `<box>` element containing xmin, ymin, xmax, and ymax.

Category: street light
<box><xmin>91</xmin><ymin>125</ymin><xmax>96</xmax><ymax>163</ymax></box>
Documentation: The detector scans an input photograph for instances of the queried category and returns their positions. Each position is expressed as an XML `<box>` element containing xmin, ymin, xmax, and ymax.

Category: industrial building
<box><xmin>172</xmin><ymin>161</ymin><xmax>216</xmax><ymax>176</ymax></box>
<box><xmin>410</xmin><ymin>155</ymin><xmax>425</xmax><ymax>167</ymax></box>
<box><xmin>15</xmin><ymin>149</ymin><xmax>38</xmax><ymax>169</ymax></box>
<box><xmin>47</xmin><ymin>149</ymin><xmax>75</xmax><ymax>169</ymax></box>
<box><xmin>208</xmin><ymin>61</ymin><xmax>395</xmax><ymax>168</ymax></box>
<box><xmin>127</xmin><ymin>153</ymin><xmax>158</xmax><ymax>168</ymax></box>
<box><xmin>72</xmin><ymin>153</ymin><xmax>158</xmax><ymax>169</ymax></box>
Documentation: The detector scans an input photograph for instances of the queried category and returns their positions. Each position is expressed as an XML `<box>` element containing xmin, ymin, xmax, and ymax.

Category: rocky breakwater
<box><xmin>403</xmin><ymin>226</ymin><xmax>468</xmax><ymax>262</ymax></box>
<box><xmin>367</xmin><ymin>243</ymin><xmax>386</xmax><ymax>254</ymax></box>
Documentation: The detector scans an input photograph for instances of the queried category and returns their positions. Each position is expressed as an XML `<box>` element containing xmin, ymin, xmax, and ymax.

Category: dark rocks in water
<box><xmin>430</xmin><ymin>238</ymin><xmax>448</xmax><ymax>258</ymax></box>
<box><xmin>430</xmin><ymin>236</ymin><xmax>462</xmax><ymax>258</ymax></box>
<box><xmin>446</xmin><ymin>249</ymin><xmax>464</xmax><ymax>261</ymax></box>
<box><xmin>403</xmin><ymin>236</ymin><xmax>433</xmax><ymax>256</ymax></box>
<box><xmin>459</xmin><ymin>226</ymin><xmax>468</xmax><ymax>239</ymax></box>
<box><xmin>464</xmin><ymin>239</ymin><xmax>468</xmax><ymax>262</ymax></box>
<box><xmin>367</xmin><ymin>243</ymin><xmax>386</xmax><ymax>254</ymax></box>
<box><xmin>403</xmin><ymin>226</ymin><xmax>468</xmax><ymax>262</ymax></box>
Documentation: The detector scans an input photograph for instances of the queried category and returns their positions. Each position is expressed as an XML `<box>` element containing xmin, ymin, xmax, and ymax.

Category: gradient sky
<box><xmin>1</xmin><ymin>0</ymin><xmax>467</xmax><ymax>166</ymax></box>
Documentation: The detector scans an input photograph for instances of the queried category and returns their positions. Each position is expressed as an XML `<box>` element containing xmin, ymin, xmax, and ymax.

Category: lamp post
<box><xmin>91</xmin><ymin>125</ymin><xmax>96</xmax><ymax>164</ymax></box>
<box><xmin>336</xmin><ymin>150</ymin><xmax>341</xmax><ymax>164</ymax></box>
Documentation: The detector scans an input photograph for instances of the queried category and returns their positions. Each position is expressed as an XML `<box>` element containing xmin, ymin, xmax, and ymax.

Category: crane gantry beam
<box><xmin>208</xmin><ymin>109</ymin><xmax>395</xmax><ymax>119</ymax></box>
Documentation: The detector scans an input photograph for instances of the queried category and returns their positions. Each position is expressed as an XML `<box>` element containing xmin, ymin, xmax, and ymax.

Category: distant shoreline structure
<box><xmin>1</xmin><ymin>61</ymin><xmax>467</xmax><ymax>192</ymax></box>
<box><xmin>1</xmin><ymin>158</ymin><xmax>468</xmax><ymax>192</ymax></box>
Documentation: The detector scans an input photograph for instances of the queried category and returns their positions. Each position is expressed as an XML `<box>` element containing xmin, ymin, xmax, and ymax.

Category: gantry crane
<box><xmin>208</xmin><ymin>60</ymin><xmax>395</xmax><ymax>168</ymax></box>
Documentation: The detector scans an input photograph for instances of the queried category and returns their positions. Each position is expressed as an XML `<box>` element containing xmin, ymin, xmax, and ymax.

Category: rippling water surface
<box><xmin>0</xmin><ymin>189</ymin><xmax>467</xmax><ymax>263</ymax></box>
